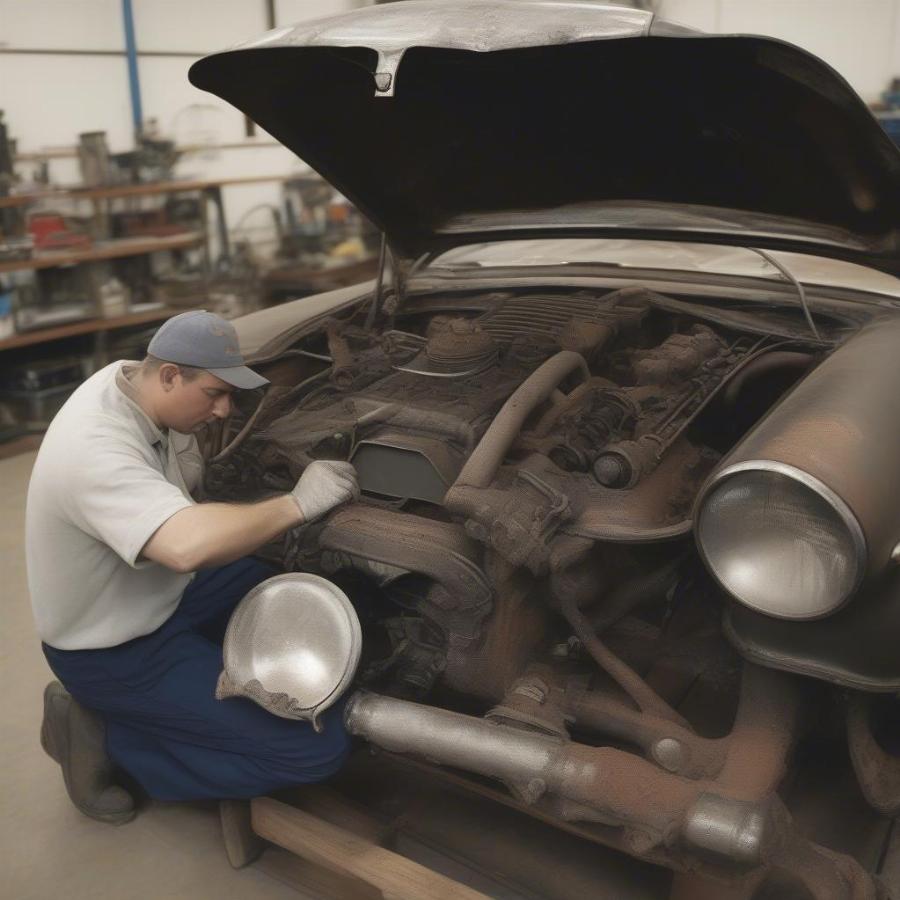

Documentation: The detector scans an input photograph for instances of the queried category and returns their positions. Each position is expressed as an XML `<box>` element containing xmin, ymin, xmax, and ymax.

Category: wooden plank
<box><xmin>12</xmin><ymin>141</ymin><xmax>282</xmax><ymax>164</ymax></box>
<box><xmin>0</xmin><ymin>232</ymin><xmax>203</xmax><ymax>274</ymax></box>
<box><xmin>257</xmin><ymin>847</ymin><xmax>384</xmax><ymax>900</ymax></box>
<box><xmin>63</xmin><ymin>175</ymin><xmax>292</xmax><ymax>202</ymax></box>
<box><xmin>280</xmin><ymin>785</ymin><xmax>393</xmax><ymax>844</ymax></box>
<box><xmin>0</xmin><ymin>174</ymin><xmax>301</xmax><ymax>209</ymax></box>
<box><xmin>250</xmin><ymin>797</ymin><xmax>490</xmax><ymax>900</ymax></box>
<box><xmin>0</xmin><ymin>307</ymin><xmax>176</xmax><ymax>353</ymax></box>
<box><xmin>0</xmin><ymin>188</ymin><xmax>63</xmax><ymax>208</ymax></box>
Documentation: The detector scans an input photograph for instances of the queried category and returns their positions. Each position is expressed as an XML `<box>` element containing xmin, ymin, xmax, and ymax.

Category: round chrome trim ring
<box><xmin>695</xmin><ymin>459</ymin><xmax>868</xmax><ymax>620</ymax></box>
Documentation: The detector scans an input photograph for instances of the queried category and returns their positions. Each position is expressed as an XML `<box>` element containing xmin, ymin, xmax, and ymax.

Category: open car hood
<box><xmin>189</xmin><ymin>0</ymin><xmax>900</xmax><ymax>274</ymax></box>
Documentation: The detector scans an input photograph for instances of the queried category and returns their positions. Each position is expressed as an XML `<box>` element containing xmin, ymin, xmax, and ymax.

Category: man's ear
<box><xmin>159</xmin><ymin>363</ymin><xmax>181</xmax><ymax>391</ymax></box>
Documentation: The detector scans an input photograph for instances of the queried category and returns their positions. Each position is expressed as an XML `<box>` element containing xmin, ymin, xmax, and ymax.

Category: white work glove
<box><xmin>291</xmin><ymin>460</ymin><xmax>359</xmax><ymax>523</ymax></box>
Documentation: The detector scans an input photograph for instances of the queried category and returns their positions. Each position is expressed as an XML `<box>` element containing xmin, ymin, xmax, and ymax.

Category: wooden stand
<box><xmin>219</xmin><ymin>799</ymin><xmax>266</xmax><ymax>869</ymax></box>
<box><xmin>221</xmin><ymin>794</ymin><xmax>489</xmax><ymax>900</ymax></box>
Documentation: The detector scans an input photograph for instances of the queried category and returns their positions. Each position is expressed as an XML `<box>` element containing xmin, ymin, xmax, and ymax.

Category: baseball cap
<box><xmin>148</xmin><ymin>310</ymin><xmax>268</xmax><ymax>390</ymax></box>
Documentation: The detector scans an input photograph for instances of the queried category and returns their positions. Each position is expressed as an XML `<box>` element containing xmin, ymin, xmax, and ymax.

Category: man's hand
<box><xmin>291</xmin><ymin>460</ymin><xmax>359</xmax><ymax>524</ymax></box>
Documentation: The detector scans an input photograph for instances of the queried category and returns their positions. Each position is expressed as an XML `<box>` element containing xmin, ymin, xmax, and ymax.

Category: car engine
<box><xmin>204</xmin><ymin>285</ymin><xmax>900</xmax><ymax>898</ymax></box>
<box><xmin>208</xmin><ymin>288</ymin><xmax>764</xmax><ymax>677</ymax></box>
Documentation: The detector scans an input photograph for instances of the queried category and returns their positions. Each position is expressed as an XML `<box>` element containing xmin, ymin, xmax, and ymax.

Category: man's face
<box><xmin>158</xmin><ymin>368</ymin><xmax>235</xmax><ymax>434</ymax></box>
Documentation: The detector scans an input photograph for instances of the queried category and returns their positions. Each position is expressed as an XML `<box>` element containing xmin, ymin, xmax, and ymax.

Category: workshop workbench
<box><xmin>0</xmin><ymin>174</ymin><xmax>304</xmax><ymax>361</ymax></box>
<box><xmin>0</xmin><ymin>232</ymin><xmax>202</xmax><ymax>276</ymax></box>
<box><xmin>0</xmin><ymin>306</ymin><xmax>176</xmax><ymax>354</ymax></box>
<box><xmin>0</xmin><ymin>174</ymin><xmax>297</xmax><ymax>210</ymax></box>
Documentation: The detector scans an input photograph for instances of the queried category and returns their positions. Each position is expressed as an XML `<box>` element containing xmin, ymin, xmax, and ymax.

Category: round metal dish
<box><xmin>220</xmin><ymin>573</ymin><xmax>362</xmax><ymax>730</ymax></box>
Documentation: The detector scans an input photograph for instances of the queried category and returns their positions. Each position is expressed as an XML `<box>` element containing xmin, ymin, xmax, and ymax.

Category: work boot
<box><xmin>40</xmin><ymin>681</ymin><xmax>136</xmax><ymax>825</ymax></box>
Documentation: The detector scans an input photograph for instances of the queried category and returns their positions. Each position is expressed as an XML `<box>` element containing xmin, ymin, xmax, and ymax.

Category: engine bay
<box><xmin>206</xmin><ymin>284</ymin><xmax>829</xmax><ymax>701</ymax></box>
<box><xmin>202</xmin><ymin>282</ymin><xmax>900</xmax><ymax>894</ymax></box>
<box><xmin>210</xmin><ymin>287</ymin><xmax>804</xmax><ymax>511</ymax></box>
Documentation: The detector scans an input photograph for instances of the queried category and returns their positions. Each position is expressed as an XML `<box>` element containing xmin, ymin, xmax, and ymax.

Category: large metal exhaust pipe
<box><xmin>343</xmin><ymin>691</ymin><xmax>773</xmax><ymax>867</ymax></box>
<box><xmin>346</xmin><ymin>690</ymin><xmax>570</xmax><ymax>798</ymax></box>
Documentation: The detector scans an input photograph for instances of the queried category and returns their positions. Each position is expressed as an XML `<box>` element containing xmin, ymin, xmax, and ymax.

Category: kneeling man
<box><xmin>26</xmin><ymin>310</ymin><xmax>357</xmax><ymax>822</ymax></box>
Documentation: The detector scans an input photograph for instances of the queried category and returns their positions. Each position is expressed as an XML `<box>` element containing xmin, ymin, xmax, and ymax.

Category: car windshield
<box><xmin>426</xmin><ymin>239</ymin><xmax>900</xmax><ymax>299</ymax></box>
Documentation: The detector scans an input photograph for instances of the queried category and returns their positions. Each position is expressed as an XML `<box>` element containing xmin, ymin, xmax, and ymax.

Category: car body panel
<box><xmin>428</xmin><ymin>239</ymin><xmax>900</xmax><ymax>298</ymax></box>
<box><xmin>190</xmin><ymin>0</ymin><xmax>900</xmax><ymax>272</ymax></box>
<box><xmin>725</xmin><ymin>583</ymin><xmax>900</xmax><ymax>692</ymax></box>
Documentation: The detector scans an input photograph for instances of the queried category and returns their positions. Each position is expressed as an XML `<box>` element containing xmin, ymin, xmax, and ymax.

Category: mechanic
<box><xmin>26</xmin><ymin>310</ymin><xmax>359</xmax><ymax>824</ymax></box>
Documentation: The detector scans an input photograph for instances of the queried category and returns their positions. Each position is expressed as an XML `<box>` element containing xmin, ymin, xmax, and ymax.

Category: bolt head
<box><xmin>651</xmin><ymin>737</ymin><xmax>685</xmax><ymax>773</ymax></box>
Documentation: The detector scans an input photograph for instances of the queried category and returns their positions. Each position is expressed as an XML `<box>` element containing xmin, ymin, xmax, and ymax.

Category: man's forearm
<box><xmin>143</xmin><ymin>494</ymin><xmax>303</xmax><ymax>573</ymax></box>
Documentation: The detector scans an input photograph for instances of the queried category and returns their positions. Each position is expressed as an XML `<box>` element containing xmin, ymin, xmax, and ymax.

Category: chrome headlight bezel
<box><xmin>695</xmin><ymin>460</ymin><xmax>867</xmax><ymax>621</ymax></box>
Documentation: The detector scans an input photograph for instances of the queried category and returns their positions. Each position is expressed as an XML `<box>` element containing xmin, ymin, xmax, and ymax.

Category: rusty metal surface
<box><xmin>342</xmin><ymin>664</ymin><xmax>892</xmax><ymax>898</ymax></box>
<box><xmin>443</xmin><ymin>564</ymin><xmax>549</xmax><ymax>701</ymax></box>
<box><xmin>554</xmin><ymin>587</ymin><xmax>688</xmax><ymax>727</ymax></box>
<box><xmin>319</xmin><ymin>505</ymin><xmax>492</xmax><ymax>647</ymax></box>
<box><xmin>313</xmin><ymin>705</ymin><xmax>898</xmax><ymax>899</ymax></box>
<box><xmin>717</xmin><ymin>319</ymin><xmax>900</xmax><ymax>689</ymax></box>
<box><xmin>205</xmin><ymin>279</ymin><xmax>900</xmax><ymax>898</ymax></box>
<box><xmin>701</xmin><ymin>318</ymin><xmax>900</xmax><ymax>574</ymax></box>
<box><xmin>343</xmin><ymin>663</ymin><xmax>796</xmax><ymax>865</ymax></box>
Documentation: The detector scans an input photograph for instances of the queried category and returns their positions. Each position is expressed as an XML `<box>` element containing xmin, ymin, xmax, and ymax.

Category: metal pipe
<box><xmin>344</xmin><ymin>690</ymin><xmax>702</xmax><ymax>831</ymax></box>
<box><xmin>448</xmin><ymin>351</ymin><xmax>589</xmax><ymax>491</ymax></box>
<box><xmin>346</xmin><ymin>690</ymin><xmax>569</xmax><ymax>789</ymax></box>
<box><xmin>750</xmin><ymin>248</ymin><xmax>822</xmax><ymax>342</ymax></box>
<box><xmin>557</xmin><ymin>592</ymin><xmax>689</xmax><ymax>728</ymax></box>
<box><xmin>319</xmin><ymin>505</ymin><xmax>492</xmax><ymax>621</ymax></box>
<box><xmin>351</xmin><ymin>398</ymin><xmax>477</xmax><ymax>451</ymax></box>
<box><xmin>344</xmin><ymin>675</ymin><xmax>857</xmax><ymax>894</ymax></box>
<box><xmin>344</xmin><ymin>690</ymin><xmax>773</xmax><ymax>866</ymax></box>
<box><xmin>365</xmin><ymin>233</ymin><xmax>388</xmax><ymax>332</ymax></box>
<box><xmin>716</xmin><ymin>664</ymin><xmax>802</xmax><ymax>800</ymax></box>
<box><xmin>566</xmin><ymin>690</ymin><xmax>726</xmax><ymax>779</ymax></box>
<box><xmin>121</xmin><ymin>0</ymin><xmax>143</xmax><ymax>136</ymax></box>
<box><xmin>210</xmin><ymin>390</ymin><xmax>272</xmax><ymax>463</ymax></box>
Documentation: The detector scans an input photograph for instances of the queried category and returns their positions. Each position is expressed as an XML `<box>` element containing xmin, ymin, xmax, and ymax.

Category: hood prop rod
<box><xmin>365</xmin><ymin>233</ymin><xmax>389</xmax><ymax>332</ymax></box>
<box><xmin>751</xmin><ymin>248</ymin><xmax>822</xmax><ymax>342</ymax></box>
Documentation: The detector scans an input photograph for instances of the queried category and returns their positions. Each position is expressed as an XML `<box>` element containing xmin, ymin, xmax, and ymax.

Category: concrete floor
<box><xmin>0</xmin><ymin>450</ymin><xmax>304</xmax><ymax>900</ymax></box>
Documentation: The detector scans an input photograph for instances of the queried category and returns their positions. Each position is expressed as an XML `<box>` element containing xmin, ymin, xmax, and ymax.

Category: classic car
<box><xmin>188</xmin><ymin>2</ymin><xmax>900</xmax><ymax>897</ymax></box>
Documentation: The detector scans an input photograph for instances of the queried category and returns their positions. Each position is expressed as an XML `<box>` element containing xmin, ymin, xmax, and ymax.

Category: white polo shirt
<box><xmin>25</xmin><ymin>361</ymin><xmax>203</xmax><ymax>650</ymax></box>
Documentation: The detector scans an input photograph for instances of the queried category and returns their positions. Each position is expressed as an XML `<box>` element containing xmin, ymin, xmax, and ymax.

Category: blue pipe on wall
<box><xmin>122</xmin><ymin>0</ymin><xmax>143</xmax><ymax>136</ymax></box>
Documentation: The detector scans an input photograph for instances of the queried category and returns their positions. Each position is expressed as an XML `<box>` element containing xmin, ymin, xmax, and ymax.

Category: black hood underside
<box><xmin>191</xmin><ymin>11</ymin><xmax>900</xmax><ymax>273</ymax></box>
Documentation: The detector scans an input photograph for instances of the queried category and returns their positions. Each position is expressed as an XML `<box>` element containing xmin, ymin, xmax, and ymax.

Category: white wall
<box><xmin>0</xmin><ymin>0</ymin><xmax>898</xmax><ymax>257</ymax></box>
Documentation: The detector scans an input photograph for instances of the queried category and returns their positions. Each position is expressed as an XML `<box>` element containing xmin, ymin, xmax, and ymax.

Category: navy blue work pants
<box><xmin>43</xmin><ymin>558</ymin><xmax>351</xmax><ymax>801</ymax></box>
